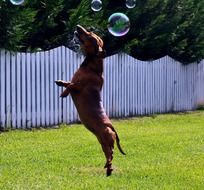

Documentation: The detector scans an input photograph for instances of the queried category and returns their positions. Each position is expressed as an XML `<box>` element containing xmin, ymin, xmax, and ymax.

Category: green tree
<box><xmin>0</xmin><ymin>1</ymin><xmax>36</xmax><ymax>50</ymax></box>
<box><xmin>0</xmin><ymin>0</ymin><xmax>203</xmax><ymax>63</ymax></box>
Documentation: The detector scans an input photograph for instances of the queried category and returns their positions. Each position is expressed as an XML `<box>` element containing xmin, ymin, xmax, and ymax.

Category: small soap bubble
<box><xmin>126</xmin><ymin>0</ymin><xmax>136</xmax><ymax>9</ymax></box>
<box><xmin>108</xmin><ymin>13</ymin><xmax>130</xmax><ymax>37</ymax></box>
<box><xmin>10</xmin><ymin>0</ymin><xmax>24</xmax><ymax>5</ymax></box>
<box><xmin>91</xmin><ymin>0</ymin><xmax>102</xmax><ymax>12</ymax></box>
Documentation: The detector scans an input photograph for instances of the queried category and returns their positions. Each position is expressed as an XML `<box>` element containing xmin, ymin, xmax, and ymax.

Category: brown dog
<box><xmin>55</xmin><ymin>25</ymin><xmax>125</xmax><ymax>176</ymax></box>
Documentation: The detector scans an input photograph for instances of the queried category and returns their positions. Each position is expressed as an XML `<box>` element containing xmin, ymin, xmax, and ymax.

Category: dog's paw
<box><xmin>55</xmin><ymin>80</ymin><xmax>65</xmax><ymax>87</ymax></box>
<box><xmin>60</xmin><ymin>94</ymin><xmax>67</xmax><ymax>98</ymax></box>
<box><xmin>106</xmin><ymin>168</ymin><xmax>113</xmax><ymax>177</ymax></box>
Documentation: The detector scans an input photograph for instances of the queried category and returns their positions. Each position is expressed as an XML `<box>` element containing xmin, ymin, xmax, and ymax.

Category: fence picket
<box><xmin>45</xmin><ymin>51</ymin><xmax>50</xmax><ymax>126</ymax></box>
<box><xmin>16</xmin><ymin>53</ymin><xmax>21</xmax><ymax>128</ymax></box>
<box><xmin>31</xmin><ymin>53</ymin><xmax>36</xmax><ymax>127</ymax></box>
<box><xmin>49</xmin><ymin>49</ymin><xmax>54</xmax><ymax>125</ymax></box>
<box><xmin>26</xmin><ymin>53</ymin><xmax>32</xmax><ymax>128</ymax></box>
<box><xmin>0</xmin><ymin>50</ymin><xmax>6</xmax><ymax>128</ymax></box>
<box><xmin>36</xmin><ymin>52</ymin><xmax>41</xmax><ymax>127</ymax></box>
<box><xmin>11</xmin><ymin>53</ymin><xmax>16</xmax><ymax>128</ymax></box>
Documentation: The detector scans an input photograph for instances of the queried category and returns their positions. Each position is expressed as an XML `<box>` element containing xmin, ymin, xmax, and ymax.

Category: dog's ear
<box><xmin>97</xmin><ymin>46</ymin><xmax>106</xmax><ymax>58</ymax></box>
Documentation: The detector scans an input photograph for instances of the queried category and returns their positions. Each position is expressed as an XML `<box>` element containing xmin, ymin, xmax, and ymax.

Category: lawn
<box><xmin>0</xmin><ymin>111</ymin><xmax>204</xmax><ymax>190</ymax></box>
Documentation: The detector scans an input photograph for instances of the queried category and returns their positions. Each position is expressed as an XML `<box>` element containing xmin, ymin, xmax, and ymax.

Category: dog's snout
<box><xmin>76</xmin><ymin>25</ymin><xmax>82</xmax><ymax>30</ymax></box>
<box><xmin>76</xmin><ymin>25</ymin><xmax>86</xmax><ymax>34</ymax></box>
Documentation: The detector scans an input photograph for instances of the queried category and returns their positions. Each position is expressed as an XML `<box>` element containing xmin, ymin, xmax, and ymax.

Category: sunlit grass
<box><xmin>0</xmin><ymin>111</ymin><xmax>204</xmax><ymax>190</ymax></box>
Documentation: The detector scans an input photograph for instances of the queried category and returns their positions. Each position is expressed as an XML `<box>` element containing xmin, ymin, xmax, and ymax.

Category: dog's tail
<box><xmin>109</xmin><ymin>125</ymin><xmax>126</xmax><ymax>155</ymax></box>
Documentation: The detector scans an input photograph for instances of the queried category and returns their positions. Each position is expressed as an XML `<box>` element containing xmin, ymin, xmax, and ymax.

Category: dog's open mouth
<box><xmin>74</xmin><ymin>25</ymin><xmax>89</xmax><ymax>44</ymax></box>
<box><xmin>74</xmin><ymin>31</ymin><xmax>84</xmax><ymax>44</ymax></box>
<box><xmin>67</xmin><ymin>32</ymin><xmax>82</xmax><ymax>53</ymax></box>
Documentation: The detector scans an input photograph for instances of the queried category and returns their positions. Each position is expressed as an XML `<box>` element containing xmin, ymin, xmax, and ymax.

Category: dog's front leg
<box><xmin>60</xmin><ymin>82</ymin><xmax>82</xmax><ymax>97</ymax></box>
<box><xmin>55</xmin><ymin>80</ymin><xmax>72</xmax><ymax>97</ymax></box>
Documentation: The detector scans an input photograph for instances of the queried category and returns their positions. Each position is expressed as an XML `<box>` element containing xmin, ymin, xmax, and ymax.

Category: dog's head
<box><xmin>74</xmin><ymin>25</ymin><xmax>105</xmax><ymax>58</ymax></box>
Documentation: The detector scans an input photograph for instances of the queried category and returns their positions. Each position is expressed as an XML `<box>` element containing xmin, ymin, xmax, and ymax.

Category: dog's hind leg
<box><xmin>98</xmin><ymin>128</ymin><xmax>116</xmax><ymax>176</ymax></box>
<box><xmin>102</xmin><ymin>144</ymin><xmax>114</xmax><ymax>176</ymax></box>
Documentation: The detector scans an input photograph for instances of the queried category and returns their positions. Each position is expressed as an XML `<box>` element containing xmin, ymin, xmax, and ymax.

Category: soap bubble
<box><xmin>108</xmin><ymin>13</ymin><xmax>130</xmax><ymax>37</ymax></box>
<box><xmin>91</xmin><ymin>0</ymin><xmax>102</xmax><ymax>12</ymax></box>
<box><xmin>126</xmin><ymin>0</ymin><xmax>136</xmax><ymax>9</ymax></box>
<box><xmin>10</xmin><ymin>0</ymin><xmax>24</xmax><ymax>5</ymax></box>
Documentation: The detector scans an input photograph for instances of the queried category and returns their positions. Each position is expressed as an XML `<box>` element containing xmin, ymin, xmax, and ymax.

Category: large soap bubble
<box><xmin>10</xmin><ymin>0</ymin><xmax>25</xmax><ymax>5</ymax></box>
<box><xmin>108</xmin><ymin>13</ymin><xmax>130</xmax><ymax>37</ymax></box>
<box><xmin>91</xmin><ymin>0</ymin><xmax>102</xmax><ymax>12</ymax></box>
<box><xmin>126</xmin><ymin>0</ymin><xmax>136</xmax><ymax>9</ymax></box>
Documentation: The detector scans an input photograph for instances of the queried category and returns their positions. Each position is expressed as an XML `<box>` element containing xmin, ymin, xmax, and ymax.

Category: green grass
<box><xmin>0</xmin><ymin>111</ymin><xmax>204</xmax><ymax>190</ymax></box>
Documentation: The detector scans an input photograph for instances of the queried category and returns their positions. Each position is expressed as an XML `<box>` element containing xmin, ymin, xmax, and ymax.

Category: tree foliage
<box><xmin>0</xmin><ymin>0</ymin><xmax>203</xmax><ymax>63</ymax></box>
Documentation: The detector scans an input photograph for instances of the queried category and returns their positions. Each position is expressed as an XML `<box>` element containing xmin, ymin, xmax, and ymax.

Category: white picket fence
<box><xmin>0</xmin><ymin>46</ymin><xmax>204</xmax><ymax>129</ymax></box>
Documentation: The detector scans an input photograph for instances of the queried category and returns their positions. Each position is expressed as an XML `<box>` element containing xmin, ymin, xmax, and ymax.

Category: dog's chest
<box><xmin>72</xmin><ymin>68</ymin><xmax>103</xmax><ymax>89</ymax></box>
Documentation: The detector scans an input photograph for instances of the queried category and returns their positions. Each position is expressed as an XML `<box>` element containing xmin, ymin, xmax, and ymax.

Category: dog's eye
<box><xmin>88</xmin><ymin>36</ymin><xmax>96</xmax><ymax>41</ymax></box>
<box><xmin>87</xmin><ymin>36</ymin><xmax>93</xmax><ymax>39</ymax></box>
<box><xmin>90</xmin><ymin>38</ymin><xmax>98</xmax><ymax>45</ymax></box>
